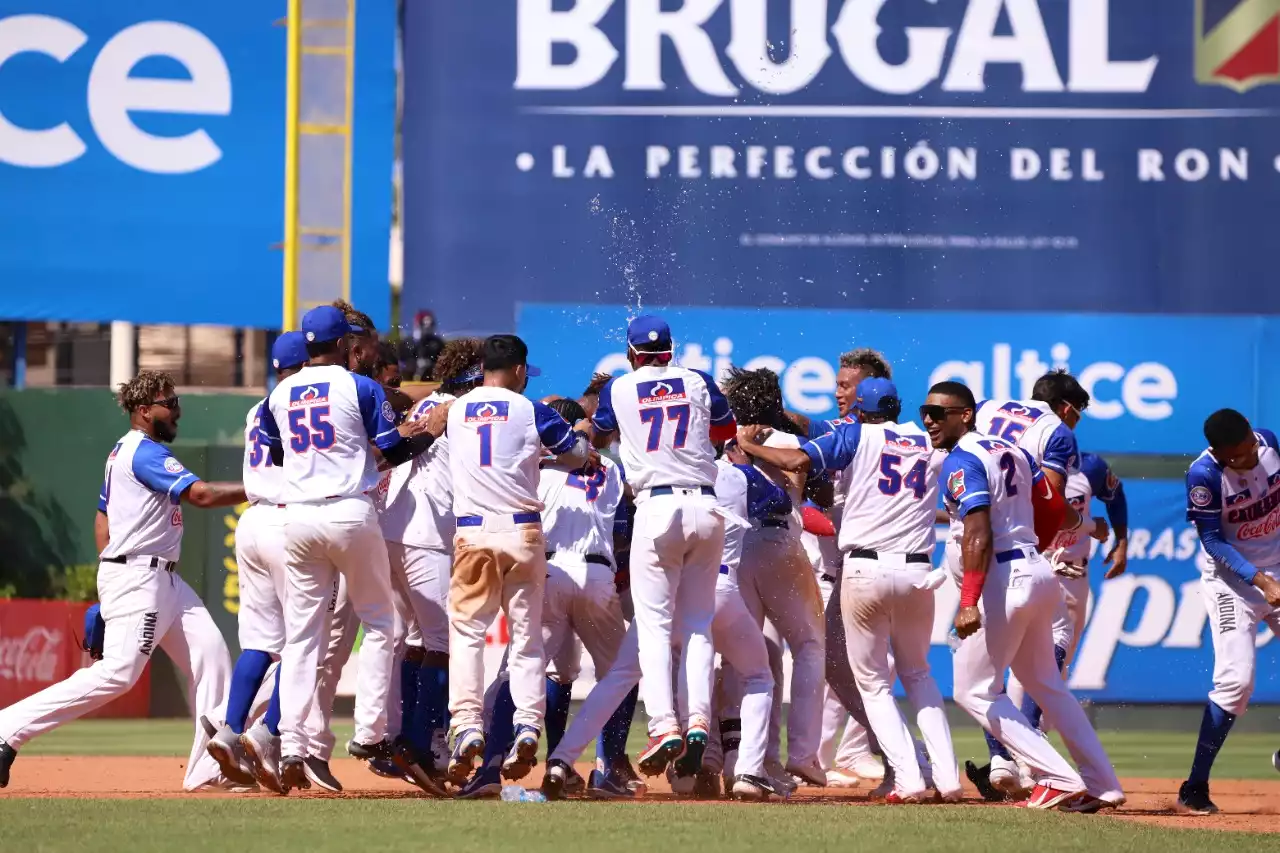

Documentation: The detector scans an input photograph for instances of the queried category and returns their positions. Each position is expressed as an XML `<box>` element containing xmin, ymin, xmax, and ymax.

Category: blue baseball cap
<box><xmin>271</xmin><ymin>331</ymin><xmax>309</xmax><ymax>371</ymax></box>
<box><xmin>854</xmin><ymin>378</ymin><xmax>900</xmax><ymax>416</ymax></box>
<box><xmin>626</xmin><ymin>315</ymin><xmax>672</xmax><ymax>350</ymax></box>
<box><xmin>301</xmin><ymin>305</ymin><xmax>353</xmax><ymax>344</ymax></box>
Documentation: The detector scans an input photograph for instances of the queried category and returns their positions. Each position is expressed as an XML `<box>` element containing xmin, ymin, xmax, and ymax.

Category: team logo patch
<box><xmin>464</xmin><ymin>401</ymin><xmax>510</xmax><ymax>423</ymax></box>
<box><xmin>1195</xmin><ymin>0</ymin><xmax>1280</xmax><ymax>93</ymax></box>
<box><xmin>636</xmin><ymin>378</ymin><xmax>687</xmax><ymax>405</ymax></box>
<box><xmin>381</xmin><ymin>400</ymin><xmax>396</xmax><ymax>423</ymax></box>
<box><xmin>998</xmin><ymin>401</ymin><xmax>1043</xmax><ymax>421</ymax></box>
<box><xmin>1190</xmin><ymin>485</ymin><xmax>1214</xmax><ymax>507</ymax></box>
<box><xmin>1105</xmin><ymin>469</ymin><xmax>1120</xmax><ymax>492</ymax></box>
<box><xmin>289</xmin><ymin>382</ymin><xmax>330</xmax><ymax>408</ymax></box>
<box><xmin>163</xmin><ymin>457</ymin><xmax>184</xmax><ymax>474</ymax></box>
<box><xmin>947</xmin><ymin>469</ymin><xmax>966</xmax><ymax>499</ymax></box>
<box><xmin>883</xmin><ymin>429</ymin><xmax>928</xmax><ymax>450</ymax></box>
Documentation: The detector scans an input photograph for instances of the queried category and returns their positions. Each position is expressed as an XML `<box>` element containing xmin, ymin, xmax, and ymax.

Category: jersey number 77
<box><xmin>640</xmin><ymin>404</ymin><xmax>690</xmax><ymax>451</ymax></box>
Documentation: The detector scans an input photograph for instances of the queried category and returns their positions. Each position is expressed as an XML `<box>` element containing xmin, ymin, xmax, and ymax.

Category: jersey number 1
<box><xmin>640</xmin><ymin>404</ymin><xmax>690</xmax><ymax>452</ymax></box>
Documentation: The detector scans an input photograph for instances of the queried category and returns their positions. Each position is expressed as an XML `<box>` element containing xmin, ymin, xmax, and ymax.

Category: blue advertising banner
<box><xmin>0</xmin><ymin>1</ymin><xmax>396</xmax><ymax>329</ymax></box>
<box><xmin>403</xmin><ymin>0</ymin><xmax>1280</xmax><ymax>333</ymax></box>
<box><xmin>518</xmin><ymin>302</ymin><xmax>1269</xmax><ymax>454</ymax></box>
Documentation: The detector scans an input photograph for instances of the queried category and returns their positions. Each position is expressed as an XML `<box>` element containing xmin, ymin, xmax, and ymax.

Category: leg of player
<box><xmin>394</xmin><ymin>542</ymin><xmax>453</xmax><ymax>765</ymax></box>
<box><xmin>497</xmin><ymin>525</ymin><xmax>549</xmax><ymax>781</ymax></box>
<box><xmin>448</xmin><ymin>528</ymin><xmax>506</xmax><ymax>784</ymax></box>
<box><xmin>673</xmin><ymin>502</ymin><xmax>725</xmax><ymax>776</ymax></box>
<box><xmin>834</xmin><ymin>716</ymin><xmax>884</xmax><ymax>784</ymax></box>
<box><xmin>823</xmin><ymin>569</ymin><xmax>883</xmax><ymax>760</ymax></box>
<box><xmin>307</xmin><ymin>579</ymin><xmax>358</xmax><ymax>768</ymax></box>
<box><xmin>541</xmin><ymin>559</ymin><xmax>579</xmax><ymax>758</ymax></box>
<box><xmin>572</xmin><ymin>561</ymin><xmax>630</xmax><ymax>793</ymax></box>
<box><xmin>712</xmin><ymin>583</ymin><xmax>775</xmax><ymax>800</ymax></box>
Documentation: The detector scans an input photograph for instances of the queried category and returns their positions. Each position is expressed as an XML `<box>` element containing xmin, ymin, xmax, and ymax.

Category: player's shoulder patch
<box><xmin>163</xmin><ymin>457</ymin><xmax>184</xmax><ymax>474</ymax></box>
<box><xmin>1105</xmin><ymin>468</ymin><xmax>1120</xmax><ymax>492</ymax></box>
<box><xmin>381</xmin><ymin>400</ymin><xmax>396</xmax><ymax>423</ymax></box>
<box><xmin>1189</xmin><ymin>485</ymin><xmax>1214</xmax><ymax>508</ymax></box>
<box><xmin>946</xmin><ymin>468</ymin><xmax>966</xmax><ymax>499</ymax></box>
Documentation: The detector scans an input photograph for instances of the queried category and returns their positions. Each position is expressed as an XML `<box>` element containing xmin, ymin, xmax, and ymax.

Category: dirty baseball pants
<box><xmin>279</xmin><ymin>497</ymin><xmax>399</xmax><ymax>757</ymax></box>
<box><xmin>0</xmin><ymin>557</ymin><xmax>230</xmax><ymax>790</ymax></box>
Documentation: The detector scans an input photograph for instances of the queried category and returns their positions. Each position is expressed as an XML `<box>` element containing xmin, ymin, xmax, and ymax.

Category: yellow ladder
<box><xmin>283</xmin><ymin>0</ymin><xmax>356</xmax><ymax>330</ymax></box>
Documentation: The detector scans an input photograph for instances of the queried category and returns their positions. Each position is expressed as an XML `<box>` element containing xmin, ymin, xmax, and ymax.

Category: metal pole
<box><xmin>283</xmin><ymin>0</ymin><xmax>302</xmax><ymax>331</ymax></box>
<box><xmin>109</xmin><ymin>321</ymin><xmax>136</xmax><ymax>387</ymax></box>
<box><xmin>12</xmin><ymin>322</ymin><xmax>26</xmax><ymax>389</ymax></box>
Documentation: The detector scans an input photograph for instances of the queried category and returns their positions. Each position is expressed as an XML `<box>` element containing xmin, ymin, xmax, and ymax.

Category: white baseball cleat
<box><xmin>825</xmin><ymin>768</ymin><xmax>861</xmax><ymax>788</ymax></box>
<box><xmin>1272</xmin><ymin>749</ymin><xmax>1279</xmax><ymax>773</ymax></box>
<box><xmin>989</xmin><ymin>756</ymin><xmax>1031</xmax><ymax>798</ymax></box>
<box><xmin>851</xmin><ymin>754</ymin><xmax>885</xmax><ymax>782</ymax></box>
<box><xmin>786</xmin><ymin>757</ymin><xmax>828</xmax><ymax>788</ymax></box>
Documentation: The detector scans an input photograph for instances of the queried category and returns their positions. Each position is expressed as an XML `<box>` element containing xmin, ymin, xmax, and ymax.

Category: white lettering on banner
<box><xmin>0</xmin><ymin>15</ymin><xmax>231</xmax><ymax>173</ymax></box>
<box><xmin>0</xmin><ymin>626</ymin><xmax>62</xmax><ymax>683</ymax></box>
<box><xmin>514</xmin><ymin>0</ymin><xmax>1158</xmax><ymax>97</ymax></box>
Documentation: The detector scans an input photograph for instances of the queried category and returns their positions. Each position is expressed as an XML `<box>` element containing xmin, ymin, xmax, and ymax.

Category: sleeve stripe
<box><xmin>806</xmin><ymin>442</ymin><xmax>826</xmax><ymax>469</ymax></box>
<box><xmin>1040</xmin><ymin>460</ymin><xmax>1066</xmax><ymax>474</ymax></box>
<box><xmin>375</xmin><ymin>428</ymin><xmax>398</xmax><ymax>439</ymax></box>
<box><xmin>959</xmin><ymin>490</ymin><xmax>990</xmax><ymax>502</ymax></box>
<box><xmin>167</xmin><ymin>472</ymin><xmax>197</xmax><ymax>496</ymax></box>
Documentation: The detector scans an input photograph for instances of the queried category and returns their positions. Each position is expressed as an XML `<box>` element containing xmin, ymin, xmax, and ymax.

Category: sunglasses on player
<box><xmin>151</xmin><ymin>396</ymin><xmax>180</xmax><ymax>410</ymax></box>
<box><xmin>919</xmin><ymin>404</ymin><xmax>968</xmax><ymax>422</ymax></box>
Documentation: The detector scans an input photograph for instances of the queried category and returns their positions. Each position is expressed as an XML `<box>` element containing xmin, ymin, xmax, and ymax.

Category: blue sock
<box><xmin>482</xmin><ymin>680</ymin><xmax>517</xmax><ymax>768</ymax></box>
<box><xmin>419</xmin><ymin>664</ymin><xmax>448</xmax><ymax>745</ymax></box>
<box><xmin>226</xmin><ymin>650</ymin><xmax>272</xmax><ymax>734</ymax></box>
<box><xmin>1188</xmin><ymin>700</ymin><xmax>1237</xmax><ymax>785</ymax></box>
<box><xmin>1019</xmin><ymin>645</ymin><xmax>1068</xmax><ymax>731</ymax></box>
<box><xmin>545</xmin><ymin>678</ymin><xmax>573</xmax><ymax>757</ymax></box>
<box><xmin>598</xmin><ymin>685</ymin><xmax>638</xmax><ymax>764</ymax></box>
<box><xmin>984</xmin><ymin>729</ymin><xmax>1013</xmax><ymax>762</ymax></box>
<box><xmin>264</xmin><ymin>668</ymin><xmax>282</xmax><ymax>737</ymax></box>
<box><xmin>399</xmin><ymin>656</ymin><xmax>423</xmax><ymax>750</ymax></box>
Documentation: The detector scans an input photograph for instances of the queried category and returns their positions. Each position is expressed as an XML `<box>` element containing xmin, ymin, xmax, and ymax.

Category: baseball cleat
<box><xmin>990</xmin><ymin>755</ymin><xmax>1031</xmax><ymax>799</ymax></box>
<box><xmin>638</xmin><ymin>728</ymin><xmax>684</xmax><ymax>777</ymax></box>
<box><xmin>367</xmin><ymin>758</ymin><xmax>411</xmax><ymax>781</ymax></box>
<box><xmin>541</xmin><ymin>758</ymin><xmax>572</xmax><ymax>801</ymax></box>
<box><xmin>0</xmin><ymin>739</ymin><xmax>16</xmax><ymax>788</ymax></box>
<box><xmin>389</xmin><ymin>737</ymin><xmax>451</xmax><ymax>798</ymax></box>
<box><xmin>456</xmin><ymin>765</ymin><xmax>503</xmax><ymax>799</ymax></box>
<box><xmin>731</xmin><ymin>773</ymin><xmax>774</xmax><ymax>801</ymax></box>
<box><xmin>885</xmin><ymin>790</ymin><xmax>937</xmax><ymax>804</ymax></box>
<box><xmin>193</xmin><ymin>776</ymin><xmax>259</xmax><ymax>794</ymax></box>
<box><xmin>206</xmin><ymin>725</ymin><xmax>257</xmax><ymax>787</ymax></box>
<box><xmin>431</xmin><ymin>729</ymin><xmax>450</xmax><ymax>774</ymax></box>
<box><xmin>1273</xmin><ymin>750</ymin><xmax>1279</xmax><ymax>773</ymax></box>
<box><xmin>587</xmin><ymin>767</ymin><xmax>636</xmax><ymax>800</ymax></box>
<box><xmin>302</xmin><ymin>757</ymin><xmax>344</xmax><ymax>793</ymax></box>
<box><xmin>199</xmin><ymin>715</ymin><xmax>219</xmax><ymax>740</ymax></box>
<box><xmin>939</xmin><ymin>787</ymin><xmax>964</xmax><ymax>804</ymax></box>
<box><xmin>448</xmin><ymin>728</ymin><xmax>486</xmax><ymax>785</ymax></box>
<box><xmin>677</xmin><ymin>717</ymin><xmax>711</xmax><ymax>777</ymax></box>
<box><xmin>279</xmin><ymin>755</ymin><xmax>311</xmax><ymax>794</ymax></box>
<box><xmin>501</xmin><ymin>724</ymin><xmax>540</xmax><ymax>781</ymax></box>
<box><xmin>240</xmin><ymin>723</ymin><xmax>284</xmax><ymax>795</ymax></box>
<box><xmin>563</xmin><ymin>765</ymin><xmax>586</xmax><ymax>795</ymax></box>
<box><xmin>765</xmin><ymin>758</ymin><xmax>799</xmax><ymax>795</ymax></box>
<box><xmin>965</xmin><ymin>760</ymin><xmax>1006</xmax><ymax>802</ymax></box>
<box><xmin>1176</xmin><ymin>781</ymin><xmax>1219</xmax><ymax>815</ymax></box>
<box><xmin>786</xmin><ymin>757</ymin><xmax>827</xmax><ymax>788</ymax></box>
<box><xmin>668</xmin><ymin>764</ymin><xmax>696</xmax><ymax>795</ymax></box>
<box><xmin>868</xmin><ymin>766</ymin><xmax>896</xmax><ymax>800</ymax></box>
<box><xmin>852</xmin><ymin>754</ymin><xmax>886</xmax><ymax>782</ymax></box>
<box><xmin>1059</xmin><ymin>793</ymin><xmax>1124</xmax><ymax>813</ymax></box>
<box><xmin>693</xmin><ymin>771</ymin><xmax>722</xmax><ymax>800</ymax></box>
<box><xmin>608</xmin><ymin>756</ymin><xmax>647</xmax><ymax>795</ymax></box>
<box><xmin>825</xmin><ymin>768</ymin><xmax>861</xmax><ymax>788</ymax></box>
<box><xmin>1023</xmin><ymin>783</ymin><xmax>1085</xmax><ymax>810</ymax></box>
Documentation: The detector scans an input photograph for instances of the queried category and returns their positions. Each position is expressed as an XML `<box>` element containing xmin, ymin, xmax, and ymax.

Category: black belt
<box><xmin>103</xmin><ymin>555</ymin><xmax>176</xmax><ymax>571</ymax></box>
<box><xmin>546</xmin><ymin>552</ymin><xmax>612</xmax><ymax>568</ymax></box>
<box><xmin>996</xmin><ymin>548</ymin><xmax>1031</xmax><ymax>564</ymax></box>
<box><xmin>649</xmin><ymin>485</ymin><xmax>715</xmax><ymax>497</ymax></box>
<box><xmin>761</xmin><ymin>518</ymin><xmax>789</xmax><ymax>529</ymax></box>
<box><xmin>847</xmin><ymin>548</ymin><xmax>930</xmax><ymax>564</ymax></box>
<box><xmin>821</xmin><ymin>573</ymin><xmax>837</xmax><ymax>584</ymax></box>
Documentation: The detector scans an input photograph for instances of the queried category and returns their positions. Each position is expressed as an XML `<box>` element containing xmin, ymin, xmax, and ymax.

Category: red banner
<box><xmin>0</xmin><ymin>600</ymin><xmax>149</xmax><ymax>717</ymax></box>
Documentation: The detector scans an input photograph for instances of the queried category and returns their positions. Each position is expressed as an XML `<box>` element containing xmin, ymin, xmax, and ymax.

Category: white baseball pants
<box><xmin>388</xmin><ymin>543</ymin><xmax>451</xmax><ymax>654</ymax></box>
<box><xmin>1006</xmin><ymin>564</ymin><xmax>1090</xmax><ymax>726</ymax></box>
<box><xmin>235</xmin><ymin>504</ymin><xmax>288</xmax><ymax>654</ymax></box>
<box><xmin>1198</xmin><ymin>568</ymin><xmax>1280</xmax><ymax>716</ymax></box>
<box><xmin>816</xmin><ymin>569</ymin><xmax>874</xmax><ymax>770</ymax></box>
<box><xmin>708</xmin><ymin>580</ymin><xmax>772</xmax><ymax>779</ymax></box>
<box><xmin>280</xmin><ymin>498</ymin><xmax>399</xmax><ymax>757</ymax></box>
<box><xmin>449</xmin><ymin>517</ymin><xmax>546</xmax><ymax>731</ymax></box>
<box><xmin>842</xmin><ymin>555</ymin><xmax>959</xmax><ymax>797</ymax></box>
<box><xmin>0</xmin><ymin>558</ymin><xmax>230</xmax><ymax>790</ymax></box>
<box><xmin>307</xmin><ymin>573</ymin><xmax>356</xmax><ymax>760</ymax></box>
<box><xmin>735</xmin><ymin>527</ymin><xmax>824</xmax><ymax>762</ymax></box>
<box><xmin>542</xmin><ymin>556</ymin><xmax>627</xmax><ymax>684</ymax></box>
<box><xmin>629</xmin><ymin>491</ymin><xmax>724</xmax><ymax>737</ymax></box>
<box><xmin>952</xmin><ymin>550</ymin><xmax>1121</xmax><ymax>800</ymax></box>
<box><xmin>549</xmin><ymin>624</ymin><xmax>642</xmax><ymax>765</ymax></box>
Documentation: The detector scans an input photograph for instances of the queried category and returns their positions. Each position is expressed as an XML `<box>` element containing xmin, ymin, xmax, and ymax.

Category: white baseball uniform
<box><xmin>803</xmin><ymin>421</ymin><xmax>959</xmax><ymax>797</ymax></box>
<box><xmin>593</xmin><ymin>367</ymin><xmax>732</xmax><ymax>737</ymax></box>
<box><xmin>0</xmin><ymin>430</ymin><xmax>230</xmax><ymax>790</ymax></box>
<box><xmin>446</xmin><ymin>387</ymin><xmax>585</xmax><ymax>731</ymax></box>
<box><xmin>237</xmin><ymin>401</ymin><xmax>287</xmax><ymax>655</ymax></box>
<box><xmin>943</xmin><ymin>433</ymin><xmax>1122</xmax><ymax>801</ymax></box>
<box><xmin>1185</xmin><ymin>429</ymin><xmax>1280</xmax><ymax>718</ymax></box>
<box><xmin>260</xmin><ymin>364</ymin><xmax>405</xmax><ymax>757</ymax></box>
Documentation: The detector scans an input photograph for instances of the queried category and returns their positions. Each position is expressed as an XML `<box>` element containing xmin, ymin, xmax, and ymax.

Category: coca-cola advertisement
<box><xmin>0</xmin><ymin>600</ymin><xmax>149</xmax><ymax>716</ymax></box>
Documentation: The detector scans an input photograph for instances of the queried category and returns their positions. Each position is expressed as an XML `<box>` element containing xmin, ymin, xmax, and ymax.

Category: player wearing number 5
<box><xmin>260</xmin><ymin>306</ymin><xmax>445</xmax><ymax>793</ymax></box>
<box><xmin>591</xmin><ymin>316</ymin><xmax>738</xmax><ymax>777</ymax></box>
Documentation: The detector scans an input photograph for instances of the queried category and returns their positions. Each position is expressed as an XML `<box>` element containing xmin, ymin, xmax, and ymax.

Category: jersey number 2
<box><xmin>288</xmin><ymin>406</ymin><xmax>335</xmax><ymax>452</ymax></box>
<box><xmin>999</xmin><ymin>452</ymin><xmax>1018</xmax><ymax>496</ymax></box>
<box><xmin>639</xmin><ymin>404</ymin><xmax>690</xmax><ymax>452</ymax></box>
<box><xmin>878</xmin><ymin>455</ymin><xmax>928</xmax><ymax>499</ymax></box>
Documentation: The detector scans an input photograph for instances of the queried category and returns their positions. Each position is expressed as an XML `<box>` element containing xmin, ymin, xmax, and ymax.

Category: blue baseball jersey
<box><xmin>975</xmin><ymin>399</ymin><xmax>1079</xmax><ymax>477</ymax></box>
<box><xmin>261</xmin><ymin>364</ymin><xmax>402</xmax><ymax>504</ymax></box>
<box><xmin>940</xmin><ymin>432</ymin><xmax>1042</xmax><ymax>563</ymax></box>
<box><xmin>715</xmin><ymin>459</ymin><xmax>792</xmax><ymax>585</ymax></box>
<box><xmin>1186</xmin><ymin>429</ymin><xmax>1280</xmax><ymax>579</ymax></box>
<box><xmin>98</xmin><ymin>430</ymin><xmax>201</xmax><ymax>562</ymax></box>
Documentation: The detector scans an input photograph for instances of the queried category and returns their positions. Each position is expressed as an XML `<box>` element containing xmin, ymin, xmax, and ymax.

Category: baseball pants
<box><xmin>952</xmin><ymin>550</ymin><xmax>1121</xmax><ymax>800</ymax></box>
<box><xmin>388</xmin><ymin>543</ymin><xmax>451</xmax><ymax>654</ymax></box>
<box><xmin>818</xmin><ymin>566</ymin><xmax>881</xmax><ymax>761</ymax></box>
<box><xmin>549</xmin><ymin>624</ymin><xmax>642</xmax><ymax>765</ymax></box>
<box><xmin>842</xmin><ymin>555</ymin><xmax>960</xmax><ymax>797</ymax></box>
<box><xmin>307</xmin><ymin>574</ymin><xmax>356</xmax><ymax>760</ymax></box>
<box><xmin>280</xmin><ymin>497</ymin><xmax>399</xmax><ymax>757</ymax></box>
<box><xmin>1197</xmin><ymin>568</ymin><xmax>1280</xmax><ymax>716</ymax></box>
<box><xmin>541</xmin><ymin>556</ymin><xmax>627</xmax><ymax>684</ymax></box>
<box><xmin>629</xmin><ymin>491</ymin><xmax>725</xmax><ymax>736</ymax></box>
<box><xmin>0</xmin><ymin>558</ymin><xmax>230</xmax><ymax>790</ymax></box>
<box><xmin>735</xmin><ymin>527</ymin><xmax>824</xmax><ymax>763</ymax></box>
<box><xmin>707</xmin><ymin>580</ymin><xmax>772</xmax><ymax>779</ymax></box>
<box><xmin>1005</xmin><ymin>562</ymin><xmax>1090</xmax><ymax>727</ymax></box>
<box><xmin>235</xmin><ymin>504</ymin><xmax>288</xmax><ymax>654</ymax></box>
<box><xmin>449</xmin><ymin>516</ymin><xmax>547</xmax><ymax>731</ymax></box>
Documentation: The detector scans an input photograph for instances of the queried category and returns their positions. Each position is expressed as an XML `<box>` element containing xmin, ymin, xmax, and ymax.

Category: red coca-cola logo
<box><xmin>171</xmin><ymin>507</ymin><xmax>183</xmax><ymax>526</ymax></box>
<box><xmin>0</xmin><ymin>626</ymin><xmax>63</xmax><ymax>683</ymax></box>
<box><xmin>1238</xmin><ymin>506</ymin><xmax>1280</xmax><ymax>541</ymax></box>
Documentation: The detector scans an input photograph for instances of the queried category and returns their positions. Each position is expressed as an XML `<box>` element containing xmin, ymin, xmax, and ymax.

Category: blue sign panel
<box><xmin>403</xmin><ymin>1</ymin><xmax>1280</xmax><ymax>333</ymax></box>
<box><xmin>0</xmin><ymin>1</ymin><xmax>396</xmax><ymax>329</ymax></box>
<box><xmin>518</xmin><ymin>303</ymin><xmax>1266</xmax><ymax>454</ymax></box>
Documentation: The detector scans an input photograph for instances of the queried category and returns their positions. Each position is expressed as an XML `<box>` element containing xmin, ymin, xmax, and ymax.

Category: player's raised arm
<box><xmin>534</xmin><ymin>400</ymin><xmax>592</xmax><ymax>467</ymax></box>
<box><xmin>132</xmin><ymin>440</ymin><xmax>246</xmax><ymax>508</ymax></box>
<box><xmin>1082</xmin><ymin>453</ymin><xmax>1129</xmax><ymax>578</ymax></box>
<box><xmin>943</xmin><ymin>450</ymin><xmax>992</xmax><ymax>639</ymax></box>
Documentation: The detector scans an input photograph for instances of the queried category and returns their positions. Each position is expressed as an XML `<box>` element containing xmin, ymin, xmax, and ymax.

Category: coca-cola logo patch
<box><xmin>0</xmin><ymin>626</ymin><xmax>62</xmax><ymax>683</ymax></box>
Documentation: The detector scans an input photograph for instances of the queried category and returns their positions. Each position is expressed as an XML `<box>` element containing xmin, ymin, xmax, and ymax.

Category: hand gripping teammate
<box><xmin>0</xmin><ymin>372</ymin><xmax>245</xmax><ymax>791</ymax></box>
<box><xmin>259</xmin><ymin>306</ymin><xmax>446</xmax><ymax>794</ymax></box>
<box><xmin>444</xmin><ymin>335</ymin><xmax>593</xmax><ymax>785</ymax></box>
<box><xmin>589</xmin><ymin>316</ymin><xmax>737</xmax><ymax>777</ymax></box>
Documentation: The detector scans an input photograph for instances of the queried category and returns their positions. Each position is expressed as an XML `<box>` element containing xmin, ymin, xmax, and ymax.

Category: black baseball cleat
<box><xmin>1175</xmin><ymin>780</ymin><xmax>1219</xmax><ymax>815</ymax></box>
<box><xmin>0</xmin><ymin>739</ymin><xmax>16</xmax><ymax>788</ymax></box>
<box><xmin>279</xmin><ymin>756</ymin><xmax>311</xmax><ymax>794</ymax></box>
<box><xmin>965</xmin><ymin>760</ymin><xmax>1006</xmax><ymax>803</ymax></box>
<box><xmin>390</xmin><ymin>737</ymin><xmax>449</xmax><ymax>798</ymax></box>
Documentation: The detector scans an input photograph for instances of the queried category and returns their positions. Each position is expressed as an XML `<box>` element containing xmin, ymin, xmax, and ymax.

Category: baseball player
<box><xmin>259</xmin><ymin>305</ymin><xmax>445</xmax><ymax>794</ymax></box>
<box><xmin>721</xmin><ymin>366</ymin><xmax>825</xmax><ymax>786</ymax></box>
<box><xmin>589</xmin><ymin>315</ymin><xmax>736</xmax><ymax>776</ymax></box>
<box><xmin>925</xmin><ymin>381</ymin><xmax>1124</xmax><ymax>812</ymax></box>
<box><xmin>0</xmin><ymin>371</ymin><xmax>244</xmax><ymax>791</ymax></box>
<box><xmin>444</xmin><ymin>335</ymin><xmax>592</xmax><ymax>784</ymax></box>
<box><xmin>206</xmin><ymin>333</ymin><xmax>312</xmax><ymax>794</ymax></box>
<box><xmin>1176</xmin><ymin>409</ymin><xmax>1280</xmax><ymax>815</ymax></box>
<box><xmin>740</xmin><ymin>378</ymin><xmax>962</xmax><ymax>802</ymax></box>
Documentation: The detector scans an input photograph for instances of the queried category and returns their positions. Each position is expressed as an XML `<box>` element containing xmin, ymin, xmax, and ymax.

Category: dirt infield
<box><xmin>3</xmin><ymin>756</ymin><xmax>1278</xmax><ymax>833</ymax></box>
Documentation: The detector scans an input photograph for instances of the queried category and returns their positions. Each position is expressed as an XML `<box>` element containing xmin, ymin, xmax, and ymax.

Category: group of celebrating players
<box><xmin>1</xmin><ymin>301</ymin><xmax>1277</xmax><ymax>816</ymax></box>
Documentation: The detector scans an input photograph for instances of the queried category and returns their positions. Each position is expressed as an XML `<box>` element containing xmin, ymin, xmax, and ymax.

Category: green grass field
<box><xmin>3</xmin><ymin>719</ymin><xmax>1278</xmax><ymax>852</ymax></box>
